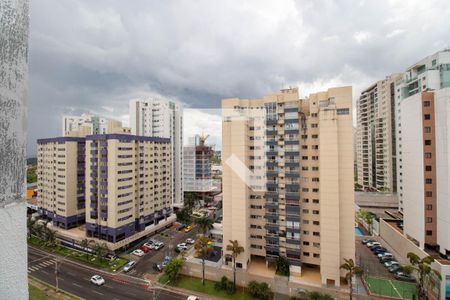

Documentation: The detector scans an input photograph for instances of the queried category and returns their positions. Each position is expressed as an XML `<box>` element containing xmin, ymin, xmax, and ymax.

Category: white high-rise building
<box><xmin>130</xmin><ymin>99</ymin><xmax>183</xmax><ymax>207</ymax></box>
<box><xmin>62</xmin><ymin>114</ymin><xmax>121</xmax><ymax>136</ymax></box>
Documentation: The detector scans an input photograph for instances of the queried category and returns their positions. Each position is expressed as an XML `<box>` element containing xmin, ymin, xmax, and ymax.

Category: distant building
<box><xmin>396</xmin><ymin>49</ymin><xmax>450</xmax><ymax>252</ymax></box>
<box><xmin>222</xmin><ymin>87</ymin><xmax>355</xmax><ymax>287</ymax></box>
<box><xmin>356</xmin><ymin>74</ymin><xmax>403</xmax><ymax>193</ymax></box>
<box><xmin>62</xmin><ymin>113</ymin><xmax>121</xmax><ymax>136</ymax></box>
<box><xmin>183</xmin><ymin>135</ymin><xmax>215</xmax><ymax>193</ymax></box>
<box><xmin>129</xmin><ymin>99</ymin><xmax>183</xmax><ymax>208</ymax></box>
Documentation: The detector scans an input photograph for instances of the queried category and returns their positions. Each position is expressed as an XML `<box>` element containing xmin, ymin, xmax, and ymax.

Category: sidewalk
<box><xmin>29</xmin><ymin>276</ymin><xmax>80</xmax><ymax>300</ymax></box>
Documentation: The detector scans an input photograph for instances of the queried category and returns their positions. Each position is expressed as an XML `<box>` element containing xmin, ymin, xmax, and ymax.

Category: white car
<box><xmin>367</xmin><ymin>242</ymin><xmax>381</xmax><ymax>248</ymax></box>
<box><xmin>123</xmin><ymin>260</ymin><xmax>136</xmax><ymax>272</ymax></box>
<box><xmin>384</xmin><ymin>261</ymin><xmax>399</xmax><ymax>268</ymax></box>
<box><xmin>132</xmin><ymin>249</ymin><xmax>145</xmax><ymax>257</ymax></box>
<box><xmin>90</xmin><ymin>275</ymin><xmax>105</xmax><ymax>286</ymax></box>
<box><xmin>187</xmin><ymin>296</ymin><xmax>200</xmax><ymax>300</ymax></box>
<box><xmin>378</xmin><ymin>252</ymin><xmax>393</xmax><ymax>259</ymax></box>
<box><xmin>186</xmin><ymin>238</ymin><xmax>194</xmax><ymax>244</ymax></box>
<box><xmin>154</xmin><ymin>242</ymin><xmax>164</xmax><ymax>250</ymax></box>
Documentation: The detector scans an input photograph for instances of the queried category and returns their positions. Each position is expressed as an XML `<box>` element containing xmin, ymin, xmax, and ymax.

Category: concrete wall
<box><xmin>0</xmin><ymin>0</ymin><xmax>29</xmax><ymax>299</ymax></box>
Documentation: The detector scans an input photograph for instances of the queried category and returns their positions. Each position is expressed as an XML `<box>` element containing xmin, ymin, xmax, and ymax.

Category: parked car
<box><xmin>186</xmin><ymin>238</ymin><xmax>195</xmax><ymax>244</ymax></box>
<box><xmin>104</xmin><ymin>253</ymin><xmax>117</xmax><ymax>261</ymax></box>
<box><xmin>123</xmin><ymin>260</ymin><xmax>136</xmax><ymax>272</ymax></box>
<box><xmin>388</xmin><ymin>264</ymin><xmax>402</xmax><ymax>273</ymax></box>
<box><xmin>162</xmin><ymin>256</ymin><xmax>171</xmax><ymax>268</ymax></box>
<box><xmin>90</xmin><ymin>275</ymin><xmax>105</xmax><ymax>286</ymax></box>
<box><xmin>371</xmin><ymin>246</ymin><xmax>387</xmax><ymax>253</ymax></box>
<box><xmin>362</xmin><ymin>239</ymin><xmax>375</xmax><ymax>245</ymax></box>
<box><xmin>187</xmin><ymin>296</ymin><xmax>199</xmax><ymax>300</ymax></box>
<box><xmin>395</xmin><ymin>271</ymin><xmax>415</xmax><ymax>282</ymax></box>
<box><xmin>140</xmin><ymin>245</ymin><xmax>150</xmax><ymax>253</ymax></box>
<box><xmin>153</xmin><ymin>263</ymin><xmax>163</xmax><ymax>272</ymax></box>
<box><xmin>154</xmin><ymin>241</ymin><xmax>164</xmax><ymax>250</ymax></box>
<box><xmin>378</xmin><ymin>252</ymin><xmax>393</xmax><ymax>260</ymax></box>
<box><xmin>384</xmin><ymin>261</ymin><xmax>399</xmax><ymax>268</ymax></box>
<box><xmin>132</xmin><ymin>249</ymin><xmax>145</xmax><ymax>257</ymax></box>
<box><xmin>178</xmin><ymin>224</ymin><xmax>187</xmax><ymax>231</ymax></box>
<box><xmin>380</xmin><ymin>256</ymin><xmax>394</xmax><ymax>263</ymax></box>
<box><xmin>373</xmin><ymin>249</ymin><xmax>388</xmax><ymax>256</ymax></box>
<box><xmin>367</xmin><ymin>241</ymin><xmax>381</xmax><ymax>248</ymax></box>
<box><xmin>184</xmin><ymin>225</ymin><xmax>193</xmax><ymax>233</ymax></box>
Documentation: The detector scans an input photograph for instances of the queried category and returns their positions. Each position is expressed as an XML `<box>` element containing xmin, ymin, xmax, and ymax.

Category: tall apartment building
<box><xmin>396</xmin><ymin>50</ymin><xmax>450</xmax><ymax>253</ymax></box>
<box><xmin>183</xmin><ymin>135</ymin><xmax>215</xmax><ymax>192</ymax></box>
<box><xmin>356</xmin><ymin>74</ymin><xmax>403</xmax><ymax>192</ymax></box>
<box><xmin>129</xmin><ymin>99</ymin><xmax>183</xmax><ymax>207</ymax></box>
<box><xmin>37</xmin><ymin>137</ymin><xmax>86</xmax><ymax>229</ymax></box>
<box><xmin>222</xmin><ymin>87</ymin><xmax>355</xmax><ymax>287</ymax></box>
<box><xmin>85</xmin><ymin>132</ymin><xmax>171</xmax><ymax>243</ymax></box>
<box><xmin>62</xmin><ymin>114</ymin><xmax>121</xmax><ymax>135</ymax></box>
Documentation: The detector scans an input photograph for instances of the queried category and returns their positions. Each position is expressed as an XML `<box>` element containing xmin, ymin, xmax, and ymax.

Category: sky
<box><xmin>28</xmin><ymin>0</ymin><xmax>450</xmax><ymax>155</ymax></box>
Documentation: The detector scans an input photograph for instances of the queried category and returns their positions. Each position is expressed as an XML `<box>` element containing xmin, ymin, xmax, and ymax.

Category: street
<box><xmin>28</xmin><ymin>246</ymin><xmax>190</xmax><ymax>300</ymax></box>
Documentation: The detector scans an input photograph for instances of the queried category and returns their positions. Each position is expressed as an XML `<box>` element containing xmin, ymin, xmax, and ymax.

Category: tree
<box><xmin>275</xmin><ymin>256</ymin><xmax>290</xmax><ymax>276</ymax></box>
<box><xmin>247</xmin><ymin>281</ymin><xmax>271</xmax><ymax>300</ymax></box>
<box><xmin>184</xmin><ymin>192</ymin><xmax>198</xmax><ymax>211</ymax></box>
<box><xmin>307</xmin><ymin>291</ymin><xmax>334</xmax><ymax>300</ymax></box>
<box><xmin>403</xmin><ymin>252</ymin><xmax>441</xmax><ymax>300</ymax></box>
<box><xmin>163</xmin><ymin>258</ymin><xmax>184</xmax><ymax>282</ymax></box>
<box><xmin>194</xmin><ymin>236</ymin><xmax>214</xmax><ymax>285</ymax></box>
<box><xmin>27</xmin><ymin>216</ymin><xmax>36</xmax><ymax>239</ymax></box>
<box><xmin>226</xmin><ymin>240</ymin><xmax>245</xmax><ymax>291</ymax></box>
<box><xmin>194</xmin><ymin>216</ymin><xmax>214</xmax><ymax>236</ymax></box>
<box><xmin>80</xmin><ymin>239</ymin><xmax>90</xmax><ymax>260</ymax></box>
<box><xmin>176</xmin><ymin>207</ymin><xmax>191</xmax><ymax>225</ymax></box>
<box><xmin>357</xmin><ymin>209</ymin><xmax>374</xmax><ymax>235</ymax></box>
<box><xmin>340</xmin><ymin>258</ymin><xmax>363</xmax><ymax>300</ymax></box>
<box><xmin>95</xmin><ymin>242</ymin><xmax>108</xmax><ymax>263</ymax></box>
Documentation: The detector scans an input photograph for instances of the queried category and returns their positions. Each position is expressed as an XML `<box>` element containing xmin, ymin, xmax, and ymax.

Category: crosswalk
<box><xmin>28</xmin><ymin>258</ymin><xmax>55</xmax><ymax>273</ymax></box>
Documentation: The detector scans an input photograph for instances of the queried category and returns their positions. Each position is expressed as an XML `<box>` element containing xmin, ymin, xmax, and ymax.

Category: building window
<box><xmin>425</xmin><ymin>153</ymin><xmax>432</xmax><ymax>159</ymax></box>
<box><xmin>313</xmin><ymin>253</ymin><xmax>320</xmax><ymax>258</ymax></box>
<box><xmin>425</xmin><ymin>178</ymin><xmax>432</xmax><ymax>184</ymax></box>
<box><xmin>426</xmin><ymin>217</ymin><xmax>433</xmax><ymax>223</ymax></box>
<box><xmin>424</xmin><ymin>127</ymin><xmax>431</xmax><ymax>133</ymax></box>
<box><xmin>424</xmin><ymin>101</ymin><xmax>431</xmax><ymax>107</ymax></box>
<box><xmin>425</xmin><ymin>165</ymin><xmax>432</xmax><ymax>171</ymax></box>
<box><xmin>426</xmin><ymin>230</ymin><xmax>433</xmax><ymax>236</ymax></box>
<box><xmin>425</xmin><ymin>140</ymin><xmax>432</xmax><ymax>146</ymax></box>
<box><xmin>425</xmin><ymin>191</ymin><xmax>433</xmax><ymax>197</ymax></box>
<box><xmin>303</xmin><ymin>252</ymin><xmax>310</xmax><ymax>257</ymax></box>
<box><xmin>337</xmin><ymin>108</ymin><xmax>350</xmax><ymax>115</ymax></box>
<box><xmin>424</xmin><ymin>114</ymin><xmax>431</xmax><ymax>120</ymax></box>
<box><xmin>426</xmin><ymin>204</ymin><xmax>433</xmax><ymax>210</ymax></box>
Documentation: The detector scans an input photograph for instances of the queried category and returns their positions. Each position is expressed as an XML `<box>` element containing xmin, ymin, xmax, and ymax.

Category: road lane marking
<box><xmin>73</xmin><ymin>283</ymin><xmax>82</xmax><ymax>288</ymax></box>
<box><xmin>92</xmin><ymin>290</ymin><xmax>104</xmax><ymax>295</ymax></box>
<box><xmin>40</xmin><ymin>270</ymin><xmax>49</xmax><ymax>275</ymax></box>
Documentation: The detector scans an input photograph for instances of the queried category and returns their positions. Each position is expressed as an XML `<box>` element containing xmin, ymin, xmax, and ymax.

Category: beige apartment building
<box><xmin>37</xmin><ymin>136</ymin><xmax>86</xmax><ymax>229</ymax></box>
<box><xmin>85</xmin><ymin>131</ymin><xmax>172</xmax><ymax>243</ymax></box>
<box><xmin>356</xmin><ymin>74</ymin><xmax>403</xmax><ymax>192</ymax></box>
<box><xmin>222</xmin><ymin>87</ymin><xmax>355</xmax><ymax>287</ymax></box>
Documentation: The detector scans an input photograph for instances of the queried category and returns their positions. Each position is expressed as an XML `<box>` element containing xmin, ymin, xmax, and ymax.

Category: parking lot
<box><xmin>356</xmin><ymin>238</ymin><xmax>396</xmax><ymax>279</ymax></box>
<box><xmin>120</xmin><ymin>224</ymin><xmax>200</xmax><ymax>278</ymax></box>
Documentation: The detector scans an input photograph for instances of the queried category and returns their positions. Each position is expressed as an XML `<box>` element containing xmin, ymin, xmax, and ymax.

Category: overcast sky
<box><xmin>28</xmin><ymin>0</ymin><xmax>450</xmax><ymax>155</ymax></box>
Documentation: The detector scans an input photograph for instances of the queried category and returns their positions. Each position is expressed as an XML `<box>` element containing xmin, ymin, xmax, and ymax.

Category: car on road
<box><xmin>154</xmin><ymin>241</ymin><xmax>164</xmax><ymax>250</ymax></box>
<box><xmin>132</xmin><ymin>249</ymin><xmax>145</xmax><ymax>257</ymax></box>
<box><xmin>187</xmin><ymin>296</ymin><xmax>200</xmax><ymax>300</ymax></box>
<box><xmin>362</xmin><ymin>239</ymin><xmax>375</xmax><ymax>245</ymax></box>
<box><xmin>184</xmin><ymin>225</ymin><xmax>193</xmax><ymax>233</ymax></box>
<box><xmin>123</xmin><ymin>260</ymin><xmax>136</xmax><ymax>272</ymax></box>
<box><xmin>186</xmin><ymin>238</ymin><xmax>195</xmax><ymax>244</ymax></box>
<box><xmin>394</xmin><ymin>271</ymin><xmax>415</xmax><ymax>282</ymax></box>
<box><xmin>90</xmin><ymin>275</ymin><xmax>105</xmax><ymax>286</ymax></box>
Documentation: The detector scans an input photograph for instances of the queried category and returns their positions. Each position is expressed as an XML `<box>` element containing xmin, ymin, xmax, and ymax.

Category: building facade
<box><xmin>356</xmin><ymin>74</ymin><xmax>403</xmax><ymax>192</ymax></box>
<box><xmin>85</xmin><ymin>133</ymin><xmax>171</xmax><ymax>243</ymax></box>
<box><xmin>396</xmin><ymin>50</ymin><xmax>450</xmax><ymax>254</ymax></box>
<box><xmin>37</xmin><ymin>137</ymin><xmax>86</xmax><ymax>229</ymax></box>
<box><xmin>129</xmin><ymin>99</ymin><xmax>183</xmax><ymax>207</ymax></box>
<box><xmin>222</xmin><ymin>87</ymin><xmax>355</xmax><ymax>287</ymax></box>
<box><xmin>183</xmin><ymin>135</ymin><xmax>215</xmax><ymax>192</ymax></box>
<box><xmin>62</xmin><ymin>114</ymin><xmax>121</xmax><ymax>136</ymax></box>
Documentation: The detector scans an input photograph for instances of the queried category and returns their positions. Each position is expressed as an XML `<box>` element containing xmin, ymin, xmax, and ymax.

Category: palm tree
<box><xmin>80</xmin><ymin>239</ymin><xmax>90</xmax><ymax>260</ymax></box>
<box><xmin>44</xmin><ymin>227</ymin><xmax>57</xmax><ymax>248</ymax></box>
<box><xmin>194</xmin><ymin>216</ymin><xmax>214</xmax><ymax>236</ymax></box>
<box><xmin>194</xmin><ymin>235</ymin><xmax>214</xmax><ymax>285</ymax></box>
<box><xmin>27</xmin><ymin>216</ymin><xmax>37</xmax><ymax>239</ymax></box>
<box><xmin>95</xmin><ymin>242</ymin><xmax>109</xmax><ymax>263</ymax></box>
<box><xmin>403</xmin><ymin>253</ymin><xmax>441</xmax><ymax>299</ymax></box>
<box><xmin>340</xmin><ymin>258</ymin><xmax>363</xmax><ymax>300</ymax></box>
<box><xmin>226</xmin><ymin>240</ymin><xmax>244</xmax><ymax>291</ymax></box>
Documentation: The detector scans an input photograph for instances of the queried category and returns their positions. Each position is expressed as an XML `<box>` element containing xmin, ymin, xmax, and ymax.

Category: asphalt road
<box><xmin>28</xmin><ymin>246</ymin><xmax>191</xmax><ymax>300</ymax></box>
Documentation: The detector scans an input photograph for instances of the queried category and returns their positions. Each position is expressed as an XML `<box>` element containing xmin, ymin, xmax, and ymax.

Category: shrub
<box><xmin>275</xmin><ymin>256</ymin><xmax>290</xmax><ymax>276</ymax></box>
<box><xmin>214</xmin><ymin>276</ymin><xmax>235</xmax><ymax>294</ymax></box>
<box><xmin>247</xmin><ymin>280</ymin><xmax>272</xmax><ymax>300</ymax></box>
<box><xmin>307</xmin><ymin>291</ymin><xmax>333</xmax><ymax>300</ymax></box>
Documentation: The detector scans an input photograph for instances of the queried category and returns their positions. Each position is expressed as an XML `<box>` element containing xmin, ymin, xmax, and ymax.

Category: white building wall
<box><xmin>129</xmin><ymin>99</ymin><xmax>183</xmax><ymax>207</ymax></box>
<box><xmin>434</xmin><ymin>88</ymin><xmax>450</xmax><ymax>254</ymax></box>
<box><xmin>401</xmin><ymin>93</ymin><xmax>425</xmax><ymax>247</ymax></box>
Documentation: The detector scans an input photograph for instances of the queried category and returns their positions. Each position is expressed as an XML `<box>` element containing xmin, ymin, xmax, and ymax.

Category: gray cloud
<box><xmin>28</xmin><ymin>0</ymin><xmax>450</xmax><ymax>155</ymax></box>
